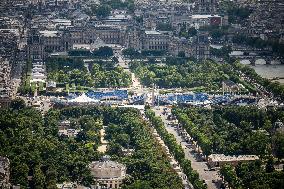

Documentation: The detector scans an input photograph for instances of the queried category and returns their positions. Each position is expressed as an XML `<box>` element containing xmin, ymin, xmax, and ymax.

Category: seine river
<box><xmin>240</xmin><ymin>60</ymin><xmax>284</xmax><ymax>84</ymax></box>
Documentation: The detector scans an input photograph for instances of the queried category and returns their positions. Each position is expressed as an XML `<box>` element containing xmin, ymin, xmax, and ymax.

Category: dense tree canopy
<box><xmin>0</xmin><ymin>106</ymin><xmax>192</xmax><ymax>188</ymax></box>
<box><xmin>122</xmin><ymin>48</ymin><xmax>140</xmax><ymax>59</ymax></box>
<box><xmin>173</xmin><ymin>106</ymin><xmax>284</xmax><ymax>157</ymax></box>
<box><xmin>0</xmin><ymin>107</ymin><xmax>99</xmax><ymax>188</ymax></box>
<box><xmin>94</xmin><ymin>5</ymin><xmax>111</xmax><ymax>18</ymax></box>
<box><xmin>173</xmin><ymin>105</ymin><xmax>284</xmax><ymax>189</ymax></box>
<box><xmin>46</xmin><ymin>57</ymin><xmax>131</xmax><ymax>88</ymax></box>
<box><xmin>130</xmin><ymin>59</ymin><xmax>243</xmax><ymax>92</ymax></box>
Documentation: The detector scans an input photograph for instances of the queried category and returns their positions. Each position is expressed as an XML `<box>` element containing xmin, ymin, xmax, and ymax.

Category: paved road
<box><xmin>11</xmin><ymin>60</ymin><xmax>24</xmax><ymax>97</ymax></box>
<box><xmin>116</xmin><ymin>55</ymin><xmax>149</xmax><ymax>94</ymax></box>
<box><xmin>153</xmin><ymin>106</ymin><xmax>221</xmax><ymax>189</ymax></box>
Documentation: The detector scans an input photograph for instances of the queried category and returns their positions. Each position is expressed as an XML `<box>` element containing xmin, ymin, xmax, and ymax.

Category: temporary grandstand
<box><xmin>52</xmin><ymin>90</ymin><xmax>129</xmax><ymax>105</ymax></box>
<box><xmin>86</xmin><ymin>90</ymin><xmax>128</xmax><ymax>101</ymax></box>
<box><xmin>157</xmin><ymin>93</ymin><xmax>209</xmax><ymax>105</ymax></box>
<box><xmin>128</xmin><ymin>94</ymin><xmax>146</xmax><ymax>105</ymax></box>
<box><xmin>156</xmin><ymin>93</ymin><xmax>256</xmax><ymax>106</ymax></box>
<box><xmin>210</xmin><ymin>95</ymin><xmax>231</xmax><ymax>105</ymax></box>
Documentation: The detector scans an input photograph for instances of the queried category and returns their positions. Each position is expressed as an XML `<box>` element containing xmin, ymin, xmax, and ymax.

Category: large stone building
<box><xmin>90</xmin><ymin>156</ymin><xmax>126</xmax><ymax>189</ymax></box>
<box><xmin>27</xmin><ymin>24</ymin><xmax>127</xmax><ymax>60</ymax></box>
<box><xmin>28</xmin><ymin>27</ymin><xmax>71</xmax><ymax>60</ymax></box>
<box><xmin>141</xmin><ymin>30</ymin><xmax>169</xmax><ymax>51</ymax></box>
<box><xmin>127</xmin><ymin>29</ymin><xmax>170</xmax><ymax>51</ymax></box>
<box><xmin>69</xmin><ymin>25</ymin><xmax>126</xmax><ymax>45</ymax></box>
<box><xmin>27</xmin><ymin>27</ymin><xmax>45</xmax><ymax>60</ymax></box>
<box><xmin>94</xmin><ymin>25</ymin><xmax>126</xmax><ymax>45</ymax></box>
<box><xmin>194</xmin><ymin>31</ymin><xmax>210</xmax><ymax>60</ymax></box>
<box><xmin>168</xmin><ymin>37</ymin><xmax>194</xmax><ymax>57</ymax></box>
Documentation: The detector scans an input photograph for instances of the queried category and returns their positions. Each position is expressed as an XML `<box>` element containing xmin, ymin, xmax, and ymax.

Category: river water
<box><xmin>240</xmin><ymin>60</ymin><xmax>284</xmax><ymax>84</ymax></box>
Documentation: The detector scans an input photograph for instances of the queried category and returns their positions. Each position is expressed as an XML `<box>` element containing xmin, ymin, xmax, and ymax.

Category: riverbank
<box><xmin>249</xmin><ymin>64</ymin><xmax>284</xmax><ymax>84</ymax></box>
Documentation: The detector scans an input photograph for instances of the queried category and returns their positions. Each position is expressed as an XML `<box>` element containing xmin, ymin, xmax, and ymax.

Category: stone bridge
<box><xmin>230</xmin><ymin>55</ymin><xmax>284</xmax><ymax>65</ymax></box>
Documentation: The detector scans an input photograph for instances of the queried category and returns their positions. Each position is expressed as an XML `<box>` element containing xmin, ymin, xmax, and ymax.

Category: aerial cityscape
<box><xmin>0</xmin><ymin>0</ymin><xmax>283</xmax><ymax>189</ymax></box>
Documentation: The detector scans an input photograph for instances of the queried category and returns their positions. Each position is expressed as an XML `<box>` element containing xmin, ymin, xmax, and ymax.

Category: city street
<box><xmin>153</xmin><ymin>106</ymin><xmax>221</xmax><ymax>189</ymax></box>
<box><xmin>117</xmin><ymin>54</ymin><xmax>147</xmax><ymax>94</ymax></box>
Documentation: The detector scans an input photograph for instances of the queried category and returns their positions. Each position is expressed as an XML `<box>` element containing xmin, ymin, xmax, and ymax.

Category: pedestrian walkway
<box><xmin>97</xmin><ymin>126</ymin><xmax>108</xmax><ymax>153</ymax></box>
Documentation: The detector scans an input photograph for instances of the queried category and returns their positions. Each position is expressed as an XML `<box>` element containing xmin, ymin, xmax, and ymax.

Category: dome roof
<box><xmin>90</xmin><ymin>156</ymin><xmax>126</xmax><ymax>179</ymax></box>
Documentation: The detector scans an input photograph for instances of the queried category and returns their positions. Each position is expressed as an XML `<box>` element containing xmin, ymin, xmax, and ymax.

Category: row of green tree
<box><xmin>232</xmin><ymin>35</ymin><xmax>284</xmax><ymax>56</ymax></box>
<box><xmin>178</xmin><ymin>24</ymin><xmax>197</xmax><ymax>39</ymax></box>
<box><xmin>1</xmin><ymin>104</ymin><xmax>188</xmax><ymax>188</ymax></box>
<box><xmin>220</xmin><ymin>160</ymin><xmax>284</xmax><ymax>189</ymax></box>
<box><xmin>145</xmin><ymin>108</ymin><xmax>207</xmax><ymax>189</ymax></box>
<box><xmin>130</xmin><ymin>59</ymin><xmax>245</xmax><ymax>92</ymax></box>
<box><xmin>219</xmin><ymin>1</ymin><xmax>252</xmax><ymax>24</ymax></box>
<box><xmin>173</xmin><ymin>106</ymin><xmax>284</xmax><ymax>159</ymax></box>
<box><xmin>91</xmin><ymin>63</ymin><xmax>131</xmax><ymax>88</ymax></box>
<box><xmin>122</xmin><ymin>48</ymin><xmax>166</xmax><ymax>58</ymax></box>
<box><xmin>68</xmin><ymin>46</ymin><xmax>114</xmax><ymax>57</ymax></box>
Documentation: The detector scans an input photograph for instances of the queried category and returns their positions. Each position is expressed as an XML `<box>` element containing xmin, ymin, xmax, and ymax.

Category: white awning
<box><xmin>68</xmin><ymin>93</ymin><xmax>99</xmax><ymax>103</ymax></box>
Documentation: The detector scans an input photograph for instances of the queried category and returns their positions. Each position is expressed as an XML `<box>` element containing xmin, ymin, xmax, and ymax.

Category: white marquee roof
<box><xmin>68</xmin><ymin>93</ymin><xmax>99</xmax><ymax>103</ymax></box>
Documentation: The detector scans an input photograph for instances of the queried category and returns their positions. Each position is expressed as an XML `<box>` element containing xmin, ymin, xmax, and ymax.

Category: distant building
<box><xmin>28</xmin><ymin>27</ymin><xmax>72</xmax><ymax>60</ymax></box>
<box><xmin>191</xmin><ymin>15</ymin><xmax>224</xmax><ymax>28</ymax></box>
<box><xmin>194</xmin><ymin>31</ymin><xmax>210</xmax><ymax>60</ymax></box>
<box><xmin>94</xmin><ymin>25</ymin><xmax>126</xmax><ymax>45</ymax></box>
<box><xmin>168</xmin><ymin>37</ymin><xmax>194</xmax><ymax>57</ymax></box>
<box><xmin>90</xmin><ymin>156</ymin><xmax>126</xmax><ymax>189</ymax></box>
<box><xmin>27</xmin><ymin>27</ymin><xmax>45</xmax><ymax>60</ymax></box>
<box><xmin>28</xmin><ymin>24</ymin><xmax>126</xmax><ymax>60</ymax></box>
<box><xmin>141</xmin><ymin>30</ymin><xmax>169</xmax><ymax>51</ymax></box>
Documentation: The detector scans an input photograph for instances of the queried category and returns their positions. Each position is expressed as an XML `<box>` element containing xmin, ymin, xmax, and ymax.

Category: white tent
<box><xmin>68</xmin><ymin>93</ymin><xmax>99</xmax><ymax>103</ymax></box>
